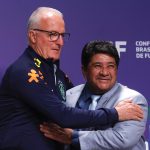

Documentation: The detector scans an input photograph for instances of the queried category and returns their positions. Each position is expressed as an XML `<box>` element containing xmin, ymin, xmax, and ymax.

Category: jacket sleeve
<box><xmin>9</xmin><ymin>67</ymin><xmax>118</xmax><ymax>128</ymax></box>
<box><xmin>78</xmin><ymin>96</ymin><xmax>148</xmax><ymax>150</ymax></box>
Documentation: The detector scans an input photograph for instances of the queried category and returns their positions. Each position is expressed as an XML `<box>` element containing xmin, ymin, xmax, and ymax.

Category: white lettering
<box><xmin>145</xmin><ymin>53</ymin><xmax>150</xmax><ymax>58</ymax></box>
<box><xmin>115</xmin><ymin>41</ymin><xmax>127</xmax><ymax>57</ymax></box>
<box><xmin>136</xmin><ymin>53</ymin><xmax>143</xmax><ymax>58</ymax></box>
<box><xmin>136</xmin><ymin>47</ymin><xmax>150</xmax><ymax>52</ymax></box>
<box><xmin>135</xmin><ymin>41</ymin><xmax>150</xmax><ymax>46</ymax></box>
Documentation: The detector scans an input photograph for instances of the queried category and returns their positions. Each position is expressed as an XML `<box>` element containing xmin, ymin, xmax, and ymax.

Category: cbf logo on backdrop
<box><xmin>114</xmin><ymin>41</ymin><xmax>150</xmax><ymax>59</ymax></box>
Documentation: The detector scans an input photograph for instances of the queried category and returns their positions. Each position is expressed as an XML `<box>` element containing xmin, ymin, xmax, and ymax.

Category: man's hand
<box><xmin>115</xmin><ymin>99</ymin><xmax>144</xmax><ymax>121</ymax></box>
<box><xmin>40</xmin><ymin>123</ymin><xmax>73</xmax><ymax>144</ymax></box>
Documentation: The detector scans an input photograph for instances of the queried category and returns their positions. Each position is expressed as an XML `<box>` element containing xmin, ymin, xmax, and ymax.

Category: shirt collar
<box><xmin>78</xmin><ymin>83</ymin><xmax>94</xmax><ymax>103</ymax></box>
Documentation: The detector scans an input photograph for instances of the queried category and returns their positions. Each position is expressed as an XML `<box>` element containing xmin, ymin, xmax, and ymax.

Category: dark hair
<box><xmin>81</xmin><ymin>40</ymin><xmax>120</xmax><ymax>69</ymax></box>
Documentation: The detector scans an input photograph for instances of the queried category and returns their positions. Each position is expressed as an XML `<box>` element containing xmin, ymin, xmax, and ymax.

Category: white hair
<box><xmin>27</xmin><ymin>7</ymin><xmax>63</xmax><ymax>31</ymax></box>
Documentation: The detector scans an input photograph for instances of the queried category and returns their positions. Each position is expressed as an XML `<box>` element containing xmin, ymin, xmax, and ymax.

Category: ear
<box><xmin>81</xmin><ymin>65</ymin><xmax>87</xmax><ymax>80</ymax></box>
<box><xmin>28</xmin><ymin>30</ymin><xmax>37</xmax><ymax>43</ymax></box>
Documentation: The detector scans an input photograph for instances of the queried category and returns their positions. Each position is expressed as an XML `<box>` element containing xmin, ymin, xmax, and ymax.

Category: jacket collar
<box><xmin>26</xmin><ymin>46</ymin><xmax>60</xmax><ymax>68</ymax></box>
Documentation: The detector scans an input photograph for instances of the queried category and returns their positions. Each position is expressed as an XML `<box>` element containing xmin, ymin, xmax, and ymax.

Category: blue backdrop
<box><xmin>0</xmin><ymin>0</ymin><xmax>149</xmax><ymax>148</ymax></box>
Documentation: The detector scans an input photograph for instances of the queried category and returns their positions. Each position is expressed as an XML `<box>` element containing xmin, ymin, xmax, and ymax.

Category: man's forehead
<box><xmin>91</xmin><ymin>53</ymin><xmax>115</xmax><ymax>62</ymax></box>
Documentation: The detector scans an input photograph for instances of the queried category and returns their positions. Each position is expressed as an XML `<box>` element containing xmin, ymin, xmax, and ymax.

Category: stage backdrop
<box><xmin>0</xmin><ymin>0</ymin><xmax>149</xmax><ymax>148</ymax></box>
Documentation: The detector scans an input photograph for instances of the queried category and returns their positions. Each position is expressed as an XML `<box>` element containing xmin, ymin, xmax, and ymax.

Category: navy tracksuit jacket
<box><xmin>0</xmin><ymin>46</ymin><xmax>118</xmax><ymax>150</ymax></box>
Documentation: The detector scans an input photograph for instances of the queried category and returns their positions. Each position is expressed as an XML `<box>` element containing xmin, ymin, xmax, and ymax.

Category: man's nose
<box><xmin>56</xmin><ymin>35</ymin><xmax>64</xmax><ymax>46</ymax></box>
<box><xmin>100</xmin><ymin>67</ymin><xmax>109</xmax><ymax>75</ymax></box>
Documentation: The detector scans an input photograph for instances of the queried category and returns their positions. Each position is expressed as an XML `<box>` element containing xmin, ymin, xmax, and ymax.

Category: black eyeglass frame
<box><xmin>32</xmin><ymin>28</ymin><xmax>70</xmax><ymax>41</ymax></box>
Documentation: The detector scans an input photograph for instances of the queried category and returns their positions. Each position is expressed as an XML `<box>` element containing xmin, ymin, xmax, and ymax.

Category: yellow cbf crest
<box><xmin>28</xmin><ymin>69</ymin><xmax>44</xmax><ymax>83</ymax></box>
<box><xmin>28</xmin><ymin>69</ymin><xmax>39</xmax><ymax>83</ymax></box>
<box><xmin>34</xmin><ymin>58</ymin><xmax>41</xmax><ymax>68</ymax></box>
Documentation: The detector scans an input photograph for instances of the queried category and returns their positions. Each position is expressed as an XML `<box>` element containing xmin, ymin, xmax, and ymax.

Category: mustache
<box><xmin>96</xmin><ymin>75</ymin><xmax>110</xmax><ymax>80</ymax></box>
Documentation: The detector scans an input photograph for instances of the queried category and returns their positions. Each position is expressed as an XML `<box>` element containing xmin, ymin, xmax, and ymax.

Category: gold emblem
<box><xmin>28</xmin><ymin>69</ymin><xmax>39</xmax><ymax>83</ymax></box>
<box><xmin>34</xmin><ymin>58</ymin><xmax>41</xmax><ymax>68</ymax></box>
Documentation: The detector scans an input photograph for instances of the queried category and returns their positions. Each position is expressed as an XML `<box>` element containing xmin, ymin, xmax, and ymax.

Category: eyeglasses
<box><xmin>32</xmin><ymin>29</ymin><xmax>70</xmax><ymax>42</ymax></box>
